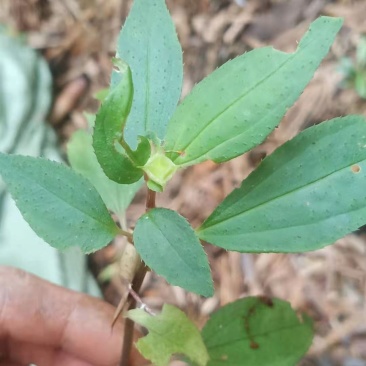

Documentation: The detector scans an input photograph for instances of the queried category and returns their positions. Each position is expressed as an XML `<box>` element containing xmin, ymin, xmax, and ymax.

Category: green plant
<box><xmin>339</xmin><ymin>35</ymin><xmax>366</xmax><ymax>98</ymax></box>
<box><xmin>0</xmin><ymin>1</ymin><xmax>364</xmax><ymax>364</ymax></box>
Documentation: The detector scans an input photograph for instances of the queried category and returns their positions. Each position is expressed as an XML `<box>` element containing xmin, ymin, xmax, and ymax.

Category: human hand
<box><xmin>0</xmin><ymin>266</ymin><xmax>139</xmax><ymax>366</ymax></box>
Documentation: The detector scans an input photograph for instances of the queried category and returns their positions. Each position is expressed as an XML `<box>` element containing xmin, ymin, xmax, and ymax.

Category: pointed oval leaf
<box><xmin>93</xmin><ymin>60</ymin><xmax>147</xmax><ymax>184</ymax></box>
<box><xmin>0</xmin><ymin>153</ymin><xmax>119</xmax><ymax>253</ymax></box>
<box><xmin>113</xmin><ymin>0</ymin><xmax>183</xmax><ymax>147</ymax></box>
<box><xmin>165</xmin><ymin>17</ymin><xmax>343</xmax><ymax>166</ymax></box>
<box><xmin>198</xmin><ymin>116</ymin><xmax>366</xmax><ymax>252</ymax></box>
<box><xmin>128</xmin><ymin>304</ymin><xmax>209</xmax><ymax>366</ymax></box>
<box><xmin>67</xmin><ymin>130</ymin><xmax>142</xmax><ymax>218</ymax></box>
<box><xmin>133</xmin><ymin>208</ymin><xmax>213</xmax><ymax>297</ymax></box>
<box><xmin>202</xmin><ymin>297</ymin><xmax>313</xmax><ymax>366</ymax></box>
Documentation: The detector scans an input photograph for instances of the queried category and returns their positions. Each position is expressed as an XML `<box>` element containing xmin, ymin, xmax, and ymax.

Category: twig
<box><xmin>111</xmin><ymin>289</ymin><xmax>129</xmax><ymax>328</ymax></box>
<box><xmin>128</xmin><ymin>283</ymin><xmax>155</xmax><ymax>316</ymax></box>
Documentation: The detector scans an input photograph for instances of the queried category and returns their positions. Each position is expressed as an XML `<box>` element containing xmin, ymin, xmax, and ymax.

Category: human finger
<box><xmin>0</xmin><ymin>266</ymin><xmax>123</xmax><ymax>365</ymax></box>
<box><xmin>4</xmin><ymin>340</ymin><xmax>95</xmax><ymax>366</ymax></box>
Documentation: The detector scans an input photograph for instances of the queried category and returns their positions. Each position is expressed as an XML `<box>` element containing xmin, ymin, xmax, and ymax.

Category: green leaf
<box><xmin>355</xmin><ymin>71</ymin><xmax>366</xmax><ymax>99</ymax></box>
<box><xmin>133</xmin><ymin>208</ymin><xmax>213</xmax><ymax>297</ymax></box>
<box><xmin>128</xmin><ymin>304</ymin><xmax>209</xmax><ymax>366</ymax></box>
<box><xmin>197</xmin><ymin>115</ymin><xmax>366</xmax><ymax>252</ymax></box>
<box><xmin>67</xmin><ymin>130</ymin><xmax>142</xmax><ymax>219</ymax></box>
<box><xmin>93</xmin><ymin>59</ymin><xmax>149</xmax><ymax>184</ymax></box>
<box><xmin>0</xmin><ymin>153</ymin><xmax>119</xmax><ymax>253</ymax></box>
<box><xmin>94</xmin><ymin>87</ymin><xmax>109</xmax><ymax>102</ymax></box>
<box><xmin>165</xmin><ymin>17</ymin><xmax>343</xmax><ymax>167</ymax></box>
<box><xmin>113</xmin><ymin>0</ymin><xmax>183</xmax><ymax>147</ymax></box>
<box><xmin>85</xmin><ymin>113</ymin><xmax>96</xmax><ymax>130</ymax></box>
<box><xmin>356</xmin><ymin>36</ymin><xmax>366</xmax><ymax>68</ymax></box>
<box><xmin>202</xmin><ymin>297</ymin><xmax>313</xmax><ymax>366</ymax></box>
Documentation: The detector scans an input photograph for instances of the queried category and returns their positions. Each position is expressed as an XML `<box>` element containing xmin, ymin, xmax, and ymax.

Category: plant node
<box><xmin>143</xmin><ymin>149</ymin><xmax>177</xmax><ymax>192</ymax></box>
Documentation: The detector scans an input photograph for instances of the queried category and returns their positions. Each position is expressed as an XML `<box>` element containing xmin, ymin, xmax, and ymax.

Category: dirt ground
<box><xmin>1</xmin><ymin>0</ymin><xmax>366</xmax><ymax>365</ymax></box>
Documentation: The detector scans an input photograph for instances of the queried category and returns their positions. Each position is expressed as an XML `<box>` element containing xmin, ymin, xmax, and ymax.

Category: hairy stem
<box><xmin>119</xmin><ymin>185</ymin><xmax>155</xmax><ymax>365</ymax></box>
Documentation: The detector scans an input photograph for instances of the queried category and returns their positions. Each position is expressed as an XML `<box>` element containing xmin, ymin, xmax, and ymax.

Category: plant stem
<box><xmin>146</xmin><ymin>187</ymin><xmax>156</xmax><ymax>212</ymax></box>
<box><xmin>118</xmin><ymin>228</ymin><xmax>133</xmax><ymax>242</ymax></box>
<box><xmin>119</xmin><ymin>186</ymin><xmax>155</xmax><ymax>365</ymax></box>
<box><xmin>120</xmin><ymin>263</ymin><xmax>148</xmax><ymax>365</ymax></box>
<box><xmin>120</xmin><ymin>317</ymin><xmax>135</xmax><ymax>366</ymax></box>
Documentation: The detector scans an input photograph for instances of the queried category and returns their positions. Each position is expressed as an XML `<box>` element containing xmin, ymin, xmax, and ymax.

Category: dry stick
<box><xmin>128</xmin><ymin>284</ymin><xmax>155</xmax><ymax>316</ymax></box>
<box><xmin>119</xmin><ymin>185</ymin><xmax>156</xmax><ymax>366</ymax></box>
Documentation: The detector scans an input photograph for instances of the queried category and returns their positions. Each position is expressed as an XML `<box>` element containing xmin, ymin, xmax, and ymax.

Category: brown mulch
<box><xmin>1</xmin><ymin>0</ymin><xmax>366</xmax><ymax>365</ymax></box>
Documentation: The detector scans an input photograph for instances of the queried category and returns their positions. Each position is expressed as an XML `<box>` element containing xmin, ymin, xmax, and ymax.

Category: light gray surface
<box><xmin>0</xmin><ymin>28</ymin><xmax>100</xmax><ymax>296</ymax></box>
